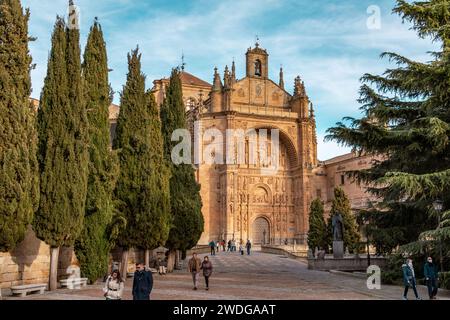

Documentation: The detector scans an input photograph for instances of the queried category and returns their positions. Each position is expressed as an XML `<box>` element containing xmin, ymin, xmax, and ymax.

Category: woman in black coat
<box><xmin>201</xmin><ymin>256</ymin><xmax>213</xmax><ymax>290</ymax></box>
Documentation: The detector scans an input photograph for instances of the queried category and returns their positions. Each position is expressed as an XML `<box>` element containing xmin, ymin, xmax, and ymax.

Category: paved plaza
<box><xmin>3</xmin><ymin>251</ymin><xmax>450</xmax><ymax>300</ymax></box>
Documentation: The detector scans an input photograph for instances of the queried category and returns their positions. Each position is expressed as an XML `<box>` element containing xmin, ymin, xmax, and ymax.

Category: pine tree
<box><xmin>0</xmin><ymin>0</ymin><xmax>39</xmax><ymax>252</ymax></box>
<box><xmin>74</xmin><ymin>20</ymin><xmax>119</xmax><ymax>283</ymax></box>
<box><xmin>33</xmin><ymin>15</ymin><xmax>88</xmax><ymax>291</ymax></box>
<box><xmin>326</xmin><ymin>188</ymin><xmax>361</xmax><ymax>253</ymax></box>
<box><xmin>113</xmin><ymin>48</ymin><xmax>171</xmax><ymax>277</ymax></box>
<box><xmin>307</xmin><ymin>199</ymin><xmax>327</xmax><ymax>251</ymax></box>
<box><xmin>326</xmin><ymin>0</ymin><xmax>450</xmax><ymax>262</ymax></box>
<box><xmin>160</xmin><ymin>69</ymin><xmax>204</xmax><ymax>271</ymax></box>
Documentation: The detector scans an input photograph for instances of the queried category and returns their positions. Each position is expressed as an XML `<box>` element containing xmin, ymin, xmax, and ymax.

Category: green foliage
<box><xmin>326</xmin><ymin>187</ymin><xmax>361</xmax><ymax>252</ymax></box>
<box><xmin>307</xmin><ymin>199</ymin><xmax>327</xmax><ymax>250</ymax></box>
<box><xmin>74</xmin><ymin>20</ymin><xmax>119</xmax><ymax>283</ymax></box>
<box><xmin>326</xmin><ymin>0</ymin><xmax>450</xmax><ymax>263</ymax></box>
<box><xmin>0</xmin><ymin>0</ymin><xmax>39</xmax><ymax>252</ymax></box>
<box><xmin>381</xmin><ymin>253</ymin><xmax>406</xmax><ymax>285</ymax></box>
<box><xmin>33</xmin><ymin>17</ymin><xmax>88</xmax><ymax>248</ymax></box>
<box><xmin>160</xmin><ymin>69</ymin><xmax>204</xmax><ymax>254</ymax></box>
<box><xmin>113</xmin><ymin>48</ymin><xmax>171</xmax><ymax>251</ymax></box>
<box><xmin>439</xmin><ymin>271</ymin><xmax>450</xmax><ymax>289</ymax></box>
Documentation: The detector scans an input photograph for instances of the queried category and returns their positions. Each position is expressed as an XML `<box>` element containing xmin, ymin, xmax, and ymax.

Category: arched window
<box><xmin>255</xmin><ymin>59</ymin><xmax>262</xmax><ymax>76</ymax></box>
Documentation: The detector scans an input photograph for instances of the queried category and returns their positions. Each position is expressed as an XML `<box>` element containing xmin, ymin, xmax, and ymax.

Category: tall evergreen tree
<box><xmin>326</xmin><ymin>0</ymin><xmax>450</xmax><ymax>262</ymax></box>
<box><xmin>113</xmin><ymin>48</ymin><xmax>171</xmax><ymax>277</ymax></box>
<box><xmin>160</xmin><ymin>69</ymin><xmax>204</xmax><ymax>271</ymax></box>
<box><xmin>0</xmin><ymin>0</ymin><xmax>39</xmax><ymax>252</ymax></box>
<box><xmin>307</xmin><ymin>199</ymin><xmax>327</xmax><ymax>251</ymax></box>
<box><xmin>33</xmin><ymin>14</ymin><xmax>88</xmax><ymax>291</ymax></box>
<box><xmin>74</xmin><ymin>20</ymin><xmax>119</xmax><ymax>283</ymax></box>
<box><xmin>326</xmin><ymin>187</ymin><xmax>361</xmax><ymax>252</ymax></box>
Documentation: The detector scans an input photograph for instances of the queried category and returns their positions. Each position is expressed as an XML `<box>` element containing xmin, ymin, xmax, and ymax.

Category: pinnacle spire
<box><xmin>294</xmin><ymin>76</ymin><xmax>306</xmax><ymax>97</ymax></box>
<box><xmin>213</xmin><ymin>67</ymin><xmax>223</xmax><ymax>91</ymax></box>
<box><xmin>279</xmin><ymin>66</ymin><xmax>285</xmax><ymax>90</ymax></box>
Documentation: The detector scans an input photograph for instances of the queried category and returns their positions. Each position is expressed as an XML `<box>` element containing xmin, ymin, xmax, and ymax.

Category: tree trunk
<box><xmin>120</xmin><ymin>249</ymin><xmax>129</xmax><ymax>282</ymax></box>
<box><xmin>167</xmin><ymin>249</ymin><xmax>176</xmax><ymax>273</ymax></box>
<box><xmin>144</xmin><ymin>249</ymin><xmax>150</xmax><ymax>269</ymax></box>
<box><xmin>49</xmin><ymin>247</ymin><xmax>60</xmax><ymax>291</ymax></box>
<box><xmin>174</xmin><ymin>250</ymin><xmax>180</xmax><ymax>270</ymax></box>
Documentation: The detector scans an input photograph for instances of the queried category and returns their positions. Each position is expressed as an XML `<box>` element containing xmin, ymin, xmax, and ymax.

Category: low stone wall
<box><xmin>0</xmin><ymin>227</ymin><xmax>79</xmax><ymax>289</ymax></box>
<box><xmin>186</xmin><ymin>245</ymin><xmax>210</xmax><ymax>257</ymax></box>
<box><xmin>261</xmin><ymin>245</ymin><xmax>308</xmax><ymax>259</ymax></box>
<box><xmin>308</xmin><ymin>256</ymin><xmax>387</xmax><ymax>271</ymax></box>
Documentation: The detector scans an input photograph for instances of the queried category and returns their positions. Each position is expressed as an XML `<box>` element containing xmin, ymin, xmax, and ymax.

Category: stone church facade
<box><xmin>151</xmin><ymin>43</ymin><xmax>379</xmax><ymax>246</ymax></box>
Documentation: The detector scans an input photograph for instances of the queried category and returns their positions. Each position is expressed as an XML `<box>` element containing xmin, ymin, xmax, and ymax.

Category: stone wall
<box><xmin>0</xmin><ymin>227</ymin><xmax>79</xmax><ymax>289</ymax></box>
<box><xmin>308</xmin><ymin>256</ymin><xmax>387</xmax><ymax>271</ymax></box>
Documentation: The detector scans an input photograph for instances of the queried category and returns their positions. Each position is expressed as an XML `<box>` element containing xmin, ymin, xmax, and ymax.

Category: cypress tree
<box><xmin>0</xmin><ymin>0</ymin><xmax>39</xmax><ymax>252</ymax></box>
<box><xmin>326</xmin><ymin>187</ymin><xmax>361</xmax><ymax>252</ymax></box>
<box><xmin>114</xmin><ymin>48</ymin><xmax>171</xmax><ymax>277</ymax></box>
<box><xmin>326</xmin><ymin>0</ymin><xmax>450</xmax><ymax>261</ymax></box>
<box><xmin>307</xmin><ymin>199</ymin><xmax>327</xmax><ymax>251</ymax></box>
<box><xmin>74</xmin><ymin>20</ymin><xmax>119</xmax><ymax>283</ymax></box>
<box><xmin>160</xmin><ymin>69</ymin><xmax>204</xmax><ymax>271</ymax></box>
<box><xmin>33</xmin><ymin>14</ymin><xmax>88</xmax><ymax>291</ymax></box>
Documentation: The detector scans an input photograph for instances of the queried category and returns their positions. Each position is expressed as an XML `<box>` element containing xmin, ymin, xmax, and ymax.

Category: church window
<box><xmin>185</xmin><ymin>97</ymin><xmax>196</xmax><ymax>111</ymax></box>
<box><xmin>340</xmin><ymin>174</ymin><xmax>345</xmax><ymax>185</ymax></box>
<box><xmin>255</xmin><ymin>59</ymin><xmax>262</xmax><ymax>76</ymax></box>
<box><xmin>316</xmin><ymin>189</ymin><xmax>322</xmax><ymax>199</ymax></box>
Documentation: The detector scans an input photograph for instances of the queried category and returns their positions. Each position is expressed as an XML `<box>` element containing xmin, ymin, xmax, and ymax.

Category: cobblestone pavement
<box><xmin>4</xmin><ymin>251</ymin><xmax>450</xmax><ymax>300</ymax></box>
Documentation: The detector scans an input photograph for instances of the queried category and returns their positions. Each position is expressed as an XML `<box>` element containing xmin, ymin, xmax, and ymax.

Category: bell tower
<box><xmin>246</xmin><ymin>40</ymin><xmax>269</xmax><ymax>79</ymax></box>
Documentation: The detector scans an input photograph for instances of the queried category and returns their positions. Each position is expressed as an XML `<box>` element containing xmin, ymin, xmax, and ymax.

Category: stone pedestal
<box><xmin>333</xmin><ymin>241</ymin><xmax>344</xmax><ymax>259</ymax></box>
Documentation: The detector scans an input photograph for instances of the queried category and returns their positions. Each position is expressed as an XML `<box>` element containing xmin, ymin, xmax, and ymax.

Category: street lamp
<box><xmin>433</xmin><ymin>199</ymin><xmax>444</xmax><ymax>272</ymax></box>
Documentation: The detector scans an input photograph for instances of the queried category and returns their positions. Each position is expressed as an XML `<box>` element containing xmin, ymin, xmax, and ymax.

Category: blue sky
<box><xmin>22</xmin><ymin>0</ymin><xmax>439</xmax><ymax>160</ymax></box>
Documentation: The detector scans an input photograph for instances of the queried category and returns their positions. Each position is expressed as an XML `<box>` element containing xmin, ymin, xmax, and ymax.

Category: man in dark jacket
<box><xmin>402</xmin><ymin>258</ymin><xmax>421</xmax><ymax>300</ymax></box>
<box><xmin>132</xmin><ymin>262</ymin><xmax>153</xmax><ymax>300</ymax></box>
<box><xmin>246</xmin><ymin>240</ymin><xmax>252</xmax><ymax>255</ymax></box>
<box><xmin>424</xmin><ymin>256</ymin><xmax>439</xmax><ymax>300</ymax></box>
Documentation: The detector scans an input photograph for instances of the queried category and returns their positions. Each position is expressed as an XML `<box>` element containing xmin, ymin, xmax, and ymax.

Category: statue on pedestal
<box><xmin>332</xmin><ymin>213</ymin><xmax>344</xmax><ymax>241</ymax></box>
<box><xmin>332</xmin><ymin>213</ymin><xmax>345</xmax><ymax>259</ymax></box>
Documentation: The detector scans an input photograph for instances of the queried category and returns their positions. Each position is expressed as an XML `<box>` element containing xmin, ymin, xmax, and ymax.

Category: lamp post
<box><xmin>433</xmin><ymin>200</ymin><xmax>444</xmax><ymax>272</ymax></box>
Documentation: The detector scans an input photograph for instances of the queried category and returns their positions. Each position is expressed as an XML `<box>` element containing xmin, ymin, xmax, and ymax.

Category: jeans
<box><xmin>204</xmin><ymin>276</ymin><xmax>210</xmax><ymax>288</ymax></box>
<box><xmin>247</xmin><ymin>248</ymin><xmax>251</xmax><ymax>255</ymax></box>
<box><xmin>404</xmin><ymin>278</ymin><xmax>419</xmax><ymax>298</ymax></box>
<box><xmin>192</xmin><ymin>272</ymin><xmax>200</xmax><ymax>288</ymax></box>
<box><xmin>426</xmin><ymin>278</ymin><xmax>438</xmax><ymax>298</ymax></box>
<box><xmin>210</xmin><ymin>247</ymin><xmax>215</xmax><ymax>255</ymax></box>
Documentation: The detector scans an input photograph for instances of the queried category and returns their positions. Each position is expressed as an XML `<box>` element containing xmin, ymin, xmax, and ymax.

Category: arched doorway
<box><xmin>252</xmin><ymin>217</ymin><xmax>270</xmax><ymax>245</ymax></box>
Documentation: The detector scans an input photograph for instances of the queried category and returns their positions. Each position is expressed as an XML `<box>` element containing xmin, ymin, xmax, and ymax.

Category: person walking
<box><xmin>201</xmin><ymin>256</ymin><xmax>213</xmax><ymax>291</ymax></box>
<box><xmin>209</xmin><ymin>240</ymin><xmax>216</xmax><ymax>256</ymax></box>
<box><xmin>424</xmin><ymin>256</ymin><xmax>439</xmax><ymax>300</ymax></box>
<box><xmin>402</xmin><ymin>258</ymin><xmax>421</xmax><ymax>300</ymax></box>
<box><xmin>222</xmin><ymin>240</ymin><xmax>226</xmax><ymax>252</ymax></box>
<box><xmin>188</xmin><ymin>253</ymin><xmax>202</xmax><ymax>290</ymax></box>
<box><xmin>157</xmin><ymin>257</ymin><xmax>167</xmax><ymax>275</ymax></box>
<box><xmin>103</xmin><ymin>270</ymin><xmax>124</xmax><ymax>300</ymax></box>
<box><xmin>231</xmin><ymin>239</ymin><xmax>236</xmax><ymax>252</ymax></box>
<box><xmin>227</xmin><ymin>240</ymin><xmax>232</xmax><ymax>252</ymax></box>
<box><xmin>239</xmin><ymin>243</ymin><xmax>244</xmax><ymax>255</ymax></box>
<box><xmin>132</xmin><ymin>262</ymin><xmax>153</xmax><ymax>300</ymax></box>
<box><xmin>246</xmin><ymin>239</ymin><xmax>252</xmax><ymax>255</ymax></box>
